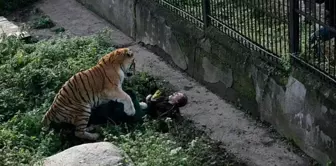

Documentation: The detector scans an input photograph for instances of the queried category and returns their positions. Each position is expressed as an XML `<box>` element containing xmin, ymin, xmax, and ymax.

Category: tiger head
<box><xmin>98</xmin><ymin>48</ymin><xmax>136</xmax><ymax>77</ymax></box>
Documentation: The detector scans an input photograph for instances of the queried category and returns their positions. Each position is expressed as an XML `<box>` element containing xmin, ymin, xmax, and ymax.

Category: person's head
<box><xmin>168</xmin><ymin>92</ymin><xmax>188</xmax><ymax>107</ymax></box>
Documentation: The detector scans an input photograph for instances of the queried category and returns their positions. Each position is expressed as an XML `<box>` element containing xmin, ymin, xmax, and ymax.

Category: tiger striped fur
<box><xmin>41</xmin><ymin>48</ymin><xmax>136</xmax><ymax>140</ymax></box>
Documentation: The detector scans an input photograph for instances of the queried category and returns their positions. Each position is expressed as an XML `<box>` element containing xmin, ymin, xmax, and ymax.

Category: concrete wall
<box><xmin>77</xmin><ymin>0</ymin><xmax>136</xmax><ymax>38</ymax></box>
<box><xmin>77</xmin><ymin>0</ymin><xmax>336</xmax><ymax>164</ymax></box>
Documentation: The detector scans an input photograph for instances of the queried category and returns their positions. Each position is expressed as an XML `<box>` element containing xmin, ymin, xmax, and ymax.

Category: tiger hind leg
<box><xmin>85</xmin><ymin>124</ymin><xmax>100</xmax><ymax>132</ymax></box>
<box><xmin>74</xmin><ymin>111</ymin><xmax>100</xmax><ymax>140</ymax></box>
<box><xmin>75</xmin><ymin>124</ymin><xmax>100</xmax><ymax>140</ymax></box>
<box><xmin>41</xmin><ymin>109</ymin><xmax>53</xmax><ymax>132</ymax></box>
<box><xmin>75</xmin><ymin>129</ymin><xmax>99</xmax><ymax>140</ymax></box>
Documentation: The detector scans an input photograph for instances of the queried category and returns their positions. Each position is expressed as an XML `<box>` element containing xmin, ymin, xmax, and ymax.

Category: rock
<box><xmin>35</xmin><ymin>142</ymin><xmax>133</xmax><ymax>166</ymax></box>
<box><xmin>0</xmin><ymin>16</ymin><xmax>30</xmax><ymax>41</ymax></box>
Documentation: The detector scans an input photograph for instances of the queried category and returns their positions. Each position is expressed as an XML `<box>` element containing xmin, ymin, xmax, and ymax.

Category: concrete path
<box><xmin>36</xmin><ymin>0</ymin><xmax>312</xmax><ymax>165</ymax></box>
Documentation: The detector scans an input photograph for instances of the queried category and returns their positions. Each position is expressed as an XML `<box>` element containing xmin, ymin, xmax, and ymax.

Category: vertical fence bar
<box><xmin>288</xmin><ymin>0</ymin><xmax>300</xmax><ymax>55</ymax></box>
<box><xmin>202</xmin><ymin>0</ymin><xmax>211</xmax><ymax>29</ymax></box>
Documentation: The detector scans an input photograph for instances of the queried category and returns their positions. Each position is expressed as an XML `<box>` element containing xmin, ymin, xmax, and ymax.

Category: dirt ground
<box><xmin>5</xmin><ymin>0</ymin><xmax>318</xmax><ymax>165</ymax></box>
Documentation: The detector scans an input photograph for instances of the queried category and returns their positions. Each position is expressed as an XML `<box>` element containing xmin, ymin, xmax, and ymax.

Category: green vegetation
<box><xmin>103</xmin><ymin>118</ymin><xmax>239</xmax><ymax>166</ymax></box>
<box><xmin>31</xmin><ymin>15</ymin><xmax>55</xmax><ymax>29</ymax></box>
<box><xmin>0</xmin><ymin>32</ymin><xmax>114</xmax><ymax>165</ymax></box>
<box><xmin>0</xmin><ymin>32</ymin><xmax>242</xmax><ymax>166</ymax></box>
<box><xmin>0</xmin><ymin>0</ymin><xmax>39</xmax><ymax>15</ymax></box>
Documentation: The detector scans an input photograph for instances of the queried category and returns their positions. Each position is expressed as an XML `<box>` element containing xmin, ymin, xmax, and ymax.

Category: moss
<box><xmin>232</xmin><ymin>72</ymin><xmax>256</xmax><ymax>100</ymax></box>
<box><xmin>277</xmin><ymin>75</ymin><xmax>289</xmax><ymax>86</ymax></box>
<box><xmin>271</xmin><ymin>70</ymin><xmax>290</xmax><ymax>87</ymax></box>
<box><xmin>202</xmin><ymin>37</ymin><xmax>256</xmax><ymax>100</ymax></box>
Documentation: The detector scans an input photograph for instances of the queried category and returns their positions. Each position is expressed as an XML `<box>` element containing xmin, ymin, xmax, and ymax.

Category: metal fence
<box><xmin>154</xmin><ymin>0</ymin><xmax>336</xmax><ymax>83</ymax></box>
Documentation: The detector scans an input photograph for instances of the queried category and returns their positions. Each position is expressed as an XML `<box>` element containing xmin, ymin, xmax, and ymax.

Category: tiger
<box><xmin>41</xmin><ymin>48</ymin><xmax>136</xmax><ymax>140</ymax></box>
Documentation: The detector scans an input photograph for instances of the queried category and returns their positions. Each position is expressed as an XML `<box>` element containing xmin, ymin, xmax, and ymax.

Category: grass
<box><xmin>31</xmin><ymin>15</ymin><xmax>55</xmax><ymax>29</ymax></box>
<box><xmin>0</xmin><ymin>32</ymin><xmax>243</xmax><ymax>166</ymax></box>
<box><xmin>0</xmin><ymin>32</ymin><xmax>114</xmax><ymax>165</ymax></box>
<box><xmin>102</xmin><ymin>118</ymin><xmax>243</xmax><ymax>166</ymax></box>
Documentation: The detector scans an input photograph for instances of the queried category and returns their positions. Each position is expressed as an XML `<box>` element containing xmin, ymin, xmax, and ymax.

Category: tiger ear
<box><xmin>113</xmin><ymin>49</ymin><xmax>120</xmax><ymax>55</ymax></box>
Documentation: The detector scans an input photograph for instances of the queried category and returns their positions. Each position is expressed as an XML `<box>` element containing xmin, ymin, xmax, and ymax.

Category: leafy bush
<box><xmin>0</xmin><ymin>32</ymin><xmax>115</xmax><ymax>165</ymax></box>
<box><xmin>31</xmin><ymin>15</ymin><xmax>55</xmax><ymax>29</ymax></box>
<box><xmin>0</xmin><ymin>33</ymin><xmax>113</xmax><ymax>122</ymax></box>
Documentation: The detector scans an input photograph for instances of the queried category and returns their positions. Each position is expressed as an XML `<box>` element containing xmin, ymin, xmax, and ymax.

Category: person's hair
<box><xmin>172</xmin><ymin>92</ymin><xmax>188</xmax><ymax>107</ymax></box>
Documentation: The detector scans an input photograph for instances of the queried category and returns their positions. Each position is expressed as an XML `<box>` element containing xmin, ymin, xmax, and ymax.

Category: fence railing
<box><xmin>154</xmin><ymin>0</ymin><xmax>336</xmax><ymax>83</ymax></box>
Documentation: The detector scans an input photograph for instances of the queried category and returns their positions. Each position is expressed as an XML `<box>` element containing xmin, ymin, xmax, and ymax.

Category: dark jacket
<box><xmin>89</xmin><ymin>89</ymin><xmax>146</xmax><ymax>125</ymax></box>
<box><xmin>145</xmin><ymin>96</ymin><xmax>181</xmax><ymax>119</ymax></box>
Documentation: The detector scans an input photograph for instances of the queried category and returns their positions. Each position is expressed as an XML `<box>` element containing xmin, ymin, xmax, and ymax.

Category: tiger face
<box><xmin>119</xmin><ymin>48</ymin><xmax>136</xmax><ymax>77</ymax></box>
<box><xmin>98</xmin><ymin>48</ymin><xmax>136</xmax><ymax>77</ymax></box>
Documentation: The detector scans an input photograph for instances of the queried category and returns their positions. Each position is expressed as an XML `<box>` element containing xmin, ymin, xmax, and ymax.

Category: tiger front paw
<box><xmin>124</xmin><ymin>105</ymin><xmax>136</xmax><ymax>116</ymax></box>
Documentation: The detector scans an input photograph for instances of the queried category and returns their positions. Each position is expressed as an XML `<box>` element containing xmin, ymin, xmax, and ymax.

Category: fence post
<box><xmin>202</xmin><ymin>0</ymin><xmax>210</xmax><ymax>29</ymax></box>
<box><xmin>288</xmin><ymin>0</ymin><xmax>300</xmax><ymax>55</ymax></box>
